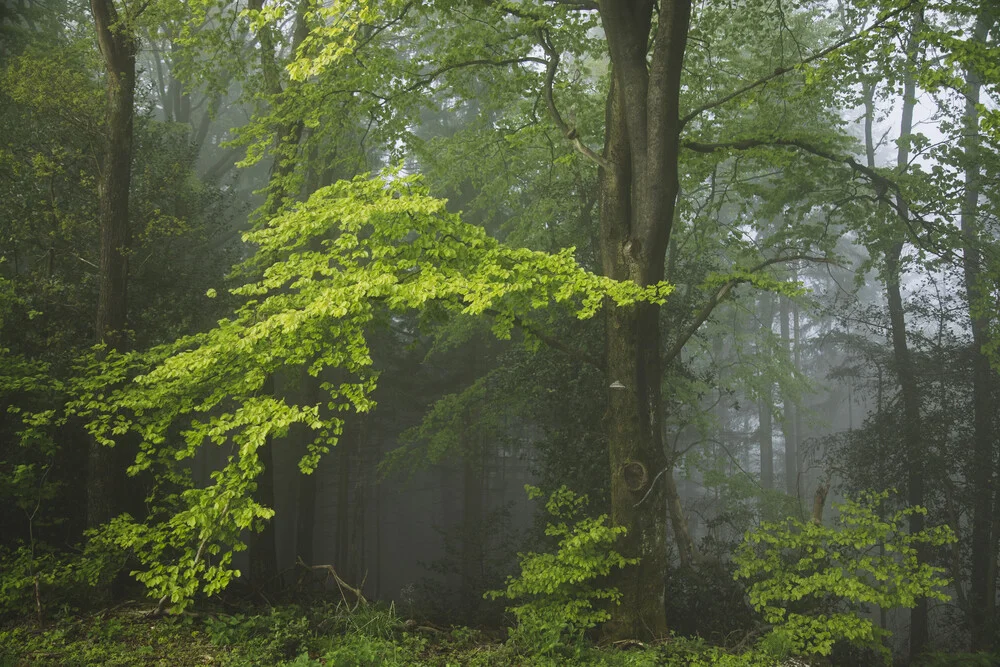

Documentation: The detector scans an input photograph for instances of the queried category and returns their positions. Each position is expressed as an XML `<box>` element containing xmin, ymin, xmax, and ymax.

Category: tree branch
<box><xmin>663</xmin><ymin>254</ymin><xmax>834</xmax><ymax>367</ymax></box>
<box><xmin>402</xmin><ymin>57</ymin><xmax>547</xmax><ymax>95</ymax></box>
<box><xmin>537</xmin><ymin>29</ymin><xmax>616</xmax><ymax>172</ymax></box>
<box><xmin>679</xmin><ymin>1</ymin><xmax>914</xmax><ymax>129</ymax></box>
<box><xmin>682</xmin><ymin>137</ymin><xmax>954</xmax><ymax>257</ymax></box>
<box><xmin>486</xmin><ymin>307</ymin><xmax>603</xmax><ymax>371</ymax></box>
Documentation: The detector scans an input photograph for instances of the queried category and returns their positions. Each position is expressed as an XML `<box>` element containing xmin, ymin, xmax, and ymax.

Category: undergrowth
<box><xmin>2</xmin><ymin>601</ymin><xmax>996</xmax><ymax>666</ymax></box>
<box><xmin>0</xmin><ymin>600</ymin><xmax>795</xmax><ymax>666</ymax></box>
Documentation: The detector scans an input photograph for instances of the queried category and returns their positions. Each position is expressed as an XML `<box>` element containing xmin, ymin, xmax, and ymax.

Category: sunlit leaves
<box><xmin>733</xmin><ymin>490</ymin><xmax>956</xmax><ymax>663</ymax></box>
<box><xmin>484</xmin><ymin>485</ymin><xmax>636</xmax><ymax>657</ymax></box>
<box><xmin>84</xmin><ymin>169</ymin><xmax>671</xmax><ymax>609</ymax></box>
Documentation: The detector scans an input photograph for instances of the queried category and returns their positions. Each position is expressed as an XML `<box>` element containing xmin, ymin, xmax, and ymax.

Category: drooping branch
<box><xmin>679</xmin><ymin>1</ymin><xmax>914</xmax><ymax>129</ymax></box>
<box><xmin>663</xmin><ymin>254</ymin><xmax>834</xmax><ymax>367</ymax></box>
<box><xmin>295</xmin><ymin>557</ymin><xmax>367</xmax><ymax>609</ymax></box>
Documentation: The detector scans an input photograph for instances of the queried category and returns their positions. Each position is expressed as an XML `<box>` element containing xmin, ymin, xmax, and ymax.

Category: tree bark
<box><xmin>461</xmin><ymin>445</ymin><xmax>484</xmax><ymax>611</ymax></box>
<box><xmin>295</xmin><ymin>370</ymin><xmax>320</xmax><ymax>565</ymax></box>
<box><xmin>245</xmin><ymin>0</ymin><xmax>311</xmax><ymax>589</ymax></box>
<box><xmin>860</xmin><ymin>32</ymin><xmax>926</xmax><ymax>654</ymax></box>
<box><xmin>249</xmin><ymin>375</ymin><xmax>279</xmax><ymax>591</ymax></box>
<box><xmin>885</xmin><ymin>19</ymin><xmax>928</xmax><ymax>655</ymax></box>
<box><xmin>335</xmin><ymin>419</ymin><xmax>353</xmax><ymax>577</ymax></box>
<box><xmin>961</xmin><ymin>9</ymin><xmax>996</xmax><ymax>652</ymax></box>
<box><xmin>87</xmin><ymin>0</ymin><xmax>136</xmax><ymax>532</ymax></box>
<box><xmin>597</xmin><ymin>0</ymin><xmax>691</xmax><ymax>640</ymax></box>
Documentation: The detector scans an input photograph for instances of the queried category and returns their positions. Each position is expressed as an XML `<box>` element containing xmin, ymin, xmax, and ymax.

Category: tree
<box><xmin>958</xmin><ymin>8</ymin><xmax>998</xmax><ymax>651</ymax></box>
<box><xmin>87</xmin><ymin>0</ymin><xmax>139</xmax><ymax>534</ymax></box>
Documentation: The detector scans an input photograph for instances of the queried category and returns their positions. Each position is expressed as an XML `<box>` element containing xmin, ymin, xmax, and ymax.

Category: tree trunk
<box><xmin>295</xmin><ymin>370</ymin><xmax>320</xmax><ymax>565</ymax></box>
<box><xmin>778</xmin><ymin>296</ymin><xmax>799</xmax><ymax>497</ymax></box>
<box><xmin>87</xmin><ymin>0</ymin><xmax>135</xmax><ymax>532</ymax></box>
<box><xmin>961</xmin><ymin>9</ymin><xmax>996</xmax><ymax>652</ymax></box>
<box><xmin>249</xmin><ymin>376</ymin><xmax>279</xmax><ymax>591</ymax></box>
<box><xmin>884</xmin><ymin>21</ymin><xmax>927</xmax><ymax>653</ymax></box>
<box><xmin>885</xmin><ymin>241</ymin><xmax>928</xmax><ymax>656</ymax></box>
<box><xmin>758</xmin><ymin>395</ymin><xmax>774</xmax><ymax>491</ymax></box>
<box><xmin>461</xmin><ymin>445</ymin><xmax>484</xmax><ymax>611</ymax></box>
<box><xmin>861</xmin><ymin>29</ymin><xmax>926</xmax><ymax>653</ymax></box>
<box><xmin>758</xmin><ymin>293</ymin><xmax>775</xmax><ymax>492</ymax></box>
<box><xmin>597</xmin><ymin>0</ymin><xmax>691</xmax><ymax>640</ymax></box>
<box><xmin>335</xmin><ymin>419</ymin><xmax>353</xmax><ymax>575</ymax></box>
<box><xmin>245</xmin><ymin>0</ymin><xmax>312</xmax><ymax>590</ymax></box>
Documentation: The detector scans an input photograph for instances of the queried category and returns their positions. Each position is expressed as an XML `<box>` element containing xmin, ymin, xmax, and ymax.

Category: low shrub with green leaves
<box><xmin>733</xmin><ymin>490</ymin><xmax>956</xmax><ymax>664</ymax></box>
<box><xmin>485</xmin><ymin>485</ymin><xmax>637</xmax><ymax>658</ymax></box>
<box><xmin>0</xmin><ymin>531</ymin><xmax>125</xmax><ymax>621</ymax></box>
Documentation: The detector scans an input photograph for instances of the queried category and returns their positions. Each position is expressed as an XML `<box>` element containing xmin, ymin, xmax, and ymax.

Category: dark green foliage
<box><xmin>0</xmin><ymin>602</ymin><xmax>803</xmax><ymax>666</ymax></box>
<box><xmin>664</xmin><ymin>560</ymin><xmax>756</xmax><ymax>643</ymax></box>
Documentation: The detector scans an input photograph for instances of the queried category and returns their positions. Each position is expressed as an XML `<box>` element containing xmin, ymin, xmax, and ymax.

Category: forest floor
<box><xmin>2</xmin><ymin>601</ymin><xmax>993</xmax><ymax>666</ymax></box>
<box><xmin>0</xmin><ymin>600</ymin><xmax>797</xmax><ymax>666</ymax></box>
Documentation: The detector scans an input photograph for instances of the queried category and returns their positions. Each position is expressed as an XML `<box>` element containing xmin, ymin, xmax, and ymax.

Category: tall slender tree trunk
<box><xmin>885</xmin><ymin>239</ymin><xmax>928</xmax><ymax>655</ymax></box>
<box><xmin>87</xmin><ymin>0</ymin><xmax>136</xmax><ymax>532</ymax></box>
<box><xmin>885</xmin><ymin>17</ymin><xmax>928</xmax><ymax>655</ymax></box>
<box><xmin>961</xmin><ymin>9</ymin><xmax>996</xmax><ymax>651</ymax></box>
<box><xmin>778</xmin><ymin>296</ymin><xmax>799</xmax><ymax>497</ymax></box>
<box><xmin>249</xmin><ymin>375</ymin><xmax>279</xmax><ymax>591</ymax></box>
<box><xmin>245</xmin><ymin>0</ymin><xmax>311</xmax><ymax>589</ymax></box>
<box><xmin>861</xmin><ymin>36</ymin><xmax>927</xmax><ymax>654</ymax></box>
<box><xmin>758</xmin><ymin>294</ymin><xmax>775</xmax><ymax>491</ymax></box>
<box><xmin>461</xmin><ymin>445</ymin><xmax>484</xmax><ymax>611</ymax></box>
<box><xmin>295</xmin><ymin>370</ymin><xmax>320</xmax><ymax>564</ymax></box>
<box><xmin>335</xmin><ymin>420</ymin><xmax>353</xmax><ymax>575</ymax></box>
<box><xmin>597</xmin><ymin>0</ymin><xmax>691</xmax><ymax>639</ymax></box>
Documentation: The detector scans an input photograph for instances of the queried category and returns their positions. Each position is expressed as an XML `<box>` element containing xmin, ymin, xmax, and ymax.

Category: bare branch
<box><xmin>537</xmin><ymin>29</ymin><xmax>616</xmax><ymax>172</ymax></box>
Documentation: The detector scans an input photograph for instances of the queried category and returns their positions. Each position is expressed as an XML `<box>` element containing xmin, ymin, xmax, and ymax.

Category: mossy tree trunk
<box><xmin>597</xmin><ymin>0</ymin><xmax>691</xmax><ymax>640</ymax></box>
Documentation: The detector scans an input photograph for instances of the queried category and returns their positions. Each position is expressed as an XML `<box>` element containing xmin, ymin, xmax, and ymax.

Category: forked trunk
<box><xmin>597</xmin><ymin>0</ymin><xmax>691</xmax><ymax>639</ymax></box>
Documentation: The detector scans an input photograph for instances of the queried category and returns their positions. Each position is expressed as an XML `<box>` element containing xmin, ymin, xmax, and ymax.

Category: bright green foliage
<box><xmin>733</xmin><ymin>490</ymin><xmax>957</xmax><ymax>663</ymax></box>
<box><xmin>485</xmin><ymin>485</ymin><xmax>638</xmax><ymax>657</ymax></box>
<box><xmin>72</xmin><ymin>170</ymin><xmax>670</xmax><ymax>611</ymax></box>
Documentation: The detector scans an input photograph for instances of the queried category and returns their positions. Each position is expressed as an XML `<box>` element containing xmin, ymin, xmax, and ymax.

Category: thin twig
<box><xmin>633</xmin><ymin>467</ymin><xmax>671</xmax><ymax>508</ymax></box>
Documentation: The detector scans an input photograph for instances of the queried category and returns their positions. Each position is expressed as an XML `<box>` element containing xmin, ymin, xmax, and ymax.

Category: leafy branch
<box><xmin>679</xmin><ymin>1</ymin><xmax>915</xmax><ymax>129</ymax></box>
<box><xmin>663</xmin><ymin>253</ymin><xmax>835</xmax><ymax>368</ymax></box>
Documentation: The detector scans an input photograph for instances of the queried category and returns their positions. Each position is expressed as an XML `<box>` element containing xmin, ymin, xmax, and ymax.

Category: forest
<box><xmin>1</xmin><ymin>0</ymin><xmax>999</xmax><ymax>665</ymax></box>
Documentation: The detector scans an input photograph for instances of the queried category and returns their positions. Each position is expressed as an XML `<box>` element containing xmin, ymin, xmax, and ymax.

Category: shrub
<box><xmin>733</xmin><ymin>490</ymin><xmax>956</xmax><ymax>664</ymax></box>
<box><xmin>485</xmin><ymin>485</ymin><xmax>637</xmax><ymax>658</ymax></box>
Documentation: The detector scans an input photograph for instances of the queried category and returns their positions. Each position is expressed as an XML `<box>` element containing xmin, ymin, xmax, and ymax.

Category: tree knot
<box><xmin>623</xmin><ymin>461</ymin><xmax>648</xmax><ymax>492</ymax></box>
